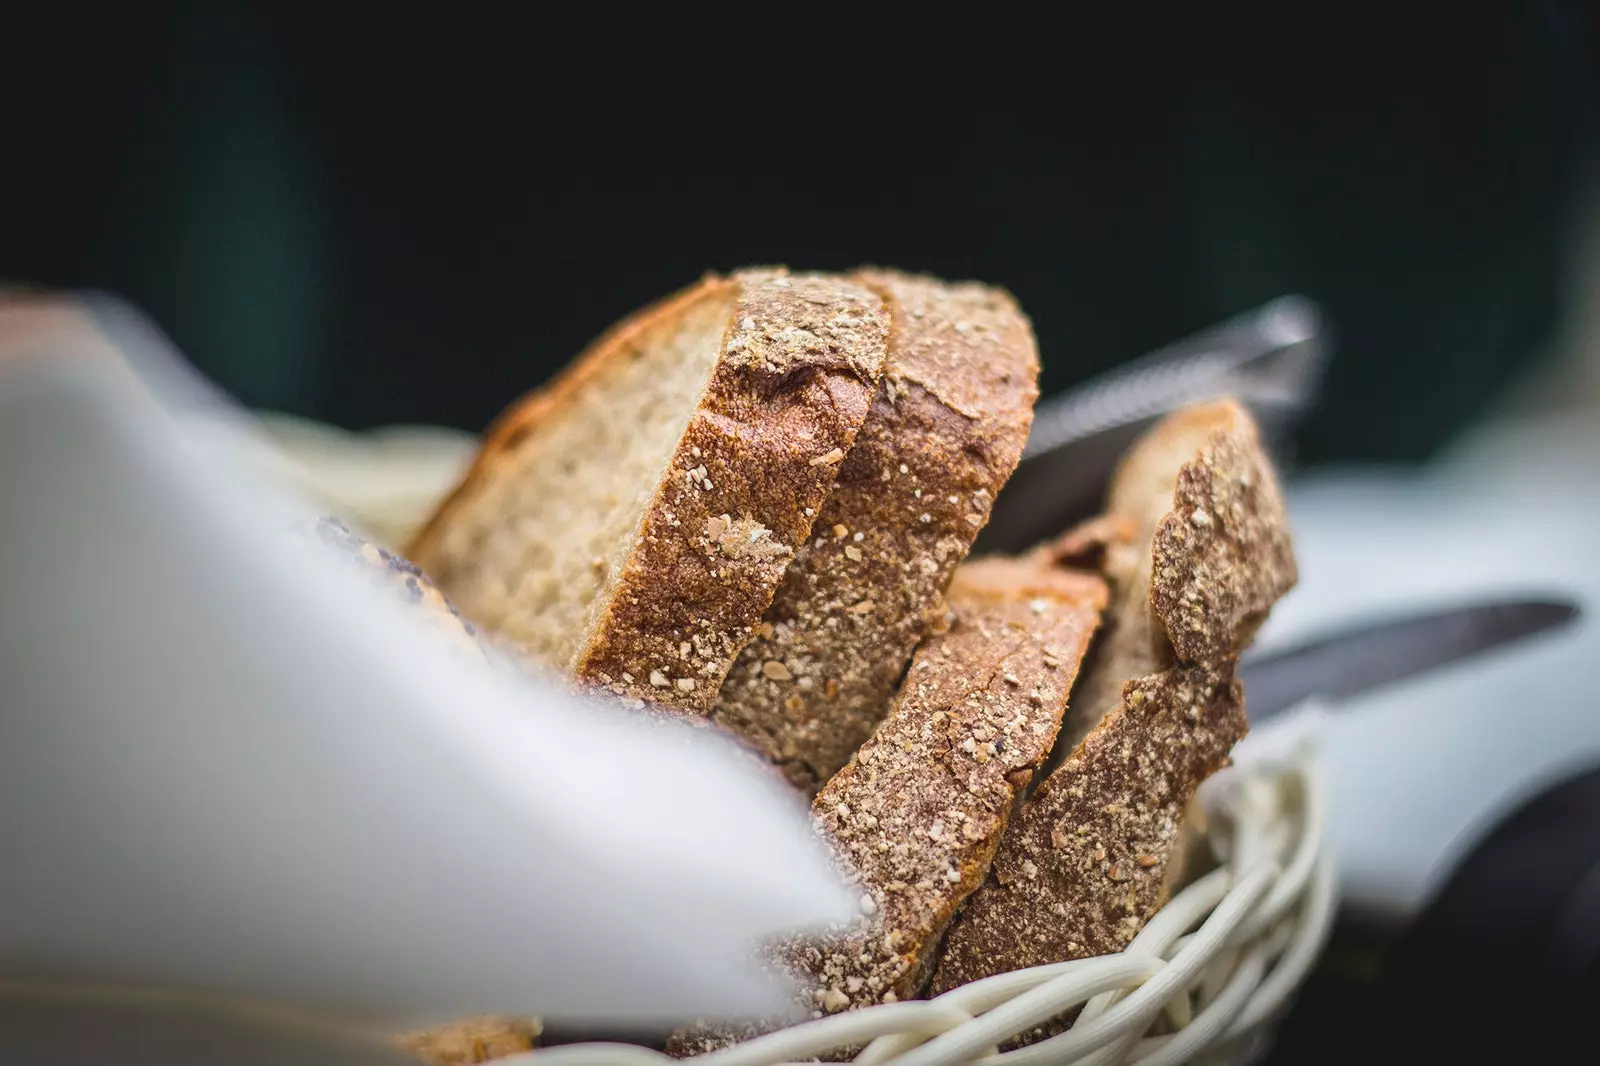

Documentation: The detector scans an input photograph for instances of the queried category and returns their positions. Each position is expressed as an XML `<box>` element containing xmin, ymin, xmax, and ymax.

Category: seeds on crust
<box><xmin>810</xmin><ymin>448</ymin><xmax>846</xmax><ymax>467</ymax></box>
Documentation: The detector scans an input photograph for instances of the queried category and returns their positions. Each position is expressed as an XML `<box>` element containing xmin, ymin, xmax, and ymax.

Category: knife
<box><xmin>979</xmin><ymin>295</ymin><xmax>1328</xmax><ymax>553</ymax></box>
<box><xmin>1240</xmin><ymin>597</ymin><xmax>1581</xmax><ymax>723</ymax></box>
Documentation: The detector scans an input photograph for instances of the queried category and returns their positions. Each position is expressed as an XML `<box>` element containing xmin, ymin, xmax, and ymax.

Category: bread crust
<box><xmin>408</xmin><ymin>275</ymin><xmax>736</xmax><ymax>584</ymax></box>
<box><xmin>1149</xmin><ymin>406</ymin><xmax>1297</xmax><ymax>663</ymax></box>
<box><xmin>930</xmin><ymin>400</ymin><xmax>1297</xmax><ymax>998</ymax></box>
<box><xmin>410</xmin><ymin>270</ymin><xmax>890</xmax><ymax>712</ymax></box>
<box><xmin>708</xmin><ymin>270</ymin><xmax>1039</xmax><ymax>791</ymax></box>
<box><xmin>667</xmin><ymin>558</ymin><xmax>1105</xmax><ymax>1057</ymax></box>
<box><xmin>929</xmin><ymin>665</ymin><xmax>1244</xmax><ymax>994</ymax></box>
<box><xmin>396</xmin><ymin>1015</ymin><xmax>541</xmax><ymax>1064</ymax></box>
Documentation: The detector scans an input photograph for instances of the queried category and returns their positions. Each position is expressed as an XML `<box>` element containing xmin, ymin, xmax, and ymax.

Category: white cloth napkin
<box><xmin>0</xmin><ymin>313</ymin><xmax>853</xmax><ymax>1032</ymax></box>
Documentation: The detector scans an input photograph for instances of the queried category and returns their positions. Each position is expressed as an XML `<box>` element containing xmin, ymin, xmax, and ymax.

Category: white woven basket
<box><xmin>515</xmin><ymin>755</ymin><xmax>1331</xmax><ymax>1066</ymax></box>
<box><xmin>222</xmin><ymin>416</ymin><xmax>1336</xmax><ymax>1066</ymax></box>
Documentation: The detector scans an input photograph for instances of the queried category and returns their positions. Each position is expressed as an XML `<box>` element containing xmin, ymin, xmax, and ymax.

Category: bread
<box><xmin>667</xmin><ymin>556</ymin><xmax>1105</xmax><ymax>1057</ymax></box>
<box><xmin>409</xmin><ymin>269</ymin><xmax>890</xmax><ymax>712</ymax></box>
<box><xmin>381</xmin><ymin>259</ymin><xmax>1298</xmax><ymax>1047</ymax></box>
<box><xmin>709</xmin><ymin>270</ymin><xmax>1040</xmax><ymax>791</ymax></box>
<box><xmin>396</xmin><ymin>1015</ymin><xmax>541</xmax><ymax>1065</ymax></box>
<box><xmin>930</xmin><ymin>400</ymin><xmax>1297</xmax><ymax>994</ymax></box>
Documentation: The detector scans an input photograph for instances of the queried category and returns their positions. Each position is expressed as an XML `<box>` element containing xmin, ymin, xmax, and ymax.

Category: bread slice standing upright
<box><xmin>931</xmin><ymin>400</ymin><xmax>1297</xmax><ymax>993</ymax></box>
<box><xmin>668</xmin><ymin>556</ymin><xmax>1105</xmax><ymax>1057</ymax></box>
<box><xmin>709</xmin><ymin>270</ymin><xmax>1040</xmax><ymax>791</ymax></box>
<box><xmin>409</xmin><ymin>270</ymin><xmax>890</xmax><ymax>711</ymax></box>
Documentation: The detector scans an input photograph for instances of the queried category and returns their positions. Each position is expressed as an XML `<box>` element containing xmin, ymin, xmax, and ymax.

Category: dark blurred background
<box><xmin>4</xmin><ymin>10</ymin><xmax>1594</xmax><ymax>466</ymax></box>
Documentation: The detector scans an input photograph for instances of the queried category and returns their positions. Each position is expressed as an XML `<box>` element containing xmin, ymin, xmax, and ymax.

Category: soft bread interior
<box><xmin>427</xmin><ymin>286</ymin><xmax>737</xmax><ymax>669</ymax></box>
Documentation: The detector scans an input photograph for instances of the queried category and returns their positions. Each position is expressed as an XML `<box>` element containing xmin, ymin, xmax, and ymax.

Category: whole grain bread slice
<box><xmin>409</xmin><ymin>269</ymin><xmax>889</xmax><ymax>712</ymax></box>
<box><xmin>930</xmin><ymin>399</ymin><xmax>1297</xmax><ymax>995</ymax></box>
<box><xmin>667</xmin><ymin>556</ymin><xmax>1106</xmax><ymax>1057</ymax></box>
<box><xmin>396</xmin><ymin>1015</ymin><xmax>542</xmax><ymax>1065</ymax></box>
<box><xmin>709</xmin><ymin>270</ymin><xmax>1040</xmax><ymax>791</ymax></box>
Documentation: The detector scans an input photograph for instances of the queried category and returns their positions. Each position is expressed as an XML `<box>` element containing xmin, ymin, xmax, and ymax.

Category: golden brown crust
<box><xmin>577</xmin><ymin>271</ymin><xmax>889</xmax><ymax>707</ymax></box>
<box><xmin>408</xmin><ymin>276</ymin><xmax>734</xmax><ymax>570</ymax></box>
<box><xmin>396</xmin><ymin>1015</ymin><xmax>541</xmax><ymax>1064</ymax></box>
<box><xmin>1161</xmin><ymin>803</ymin><xmax>1214</xmax><ymax>900</ymax></box>
<box><xmin>406</xmin><ymin>273</ymin><xmax>732</xmax><ymax>573</ymax></box>
<box><xmin>1063</xmin><ymin>400</ymin><xmax>1295</xmax><ymax>763</ymax></box>
<box><xmin>1038</xmin><ymin>513</ymin><xmax>1137</xmax><ymax>572</ymax></box>
<box><xmin>708</xmin><ymin>270</ymin><xmax>1040</xmax><ymax>791</ymax></box>
<box><xmin>1150</xmin><ymin>414</ymin><xmax>1298</xmax><ymax>663</ymax></box>
<box><xmin>929</xmin><ymin>399</ymin><xmax>1297</xmax><ymax>1000</ymax></box>
<box><xmin>667</xmin><ymin>558</ymin><xmax>1105</xmax><ymax>1058</ymax></box>
<box><xmin>929</xmin><ymin>665</ymin><xmax>1244</xmax><ymax>992</ymax></box>
<box><xmin>410</xmin><ymin>270</ymin><xmax>890</xmax><ymax>713</ymax></box>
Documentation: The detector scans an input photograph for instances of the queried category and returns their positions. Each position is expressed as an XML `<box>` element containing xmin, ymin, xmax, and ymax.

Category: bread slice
<box><xmin>409</xmin><ymin>270</ymin><xmax>890</xmax><ymax>711</ymax></box>
<box><xmin>708</xmin><ymin>270</ymin><xmax>1039</xmax><ymax>791</ymax></box>
<box><xmin>396</xmin><ymin>1015</ymin><xmax>541</xmax><ymax>1065</ymax></box>
<box><xmin>667</xmin><ymin>556</ymin><xmax>1105</xmax><ymax>1057</ymax></box>
<box><xmin>930</xmin><ymin>399</ymin><xmax>1297</xmax><ymax>994</ymax></box>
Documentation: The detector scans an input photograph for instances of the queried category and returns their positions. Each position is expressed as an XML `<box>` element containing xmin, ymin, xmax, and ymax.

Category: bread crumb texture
<box><xmin>710</xmin><ymin>270</ymin><xmax>1039</xmax><ymax>793</ymax></box>
<box><xmin>396</xmin><ymin>1015</ymin><xmax>541</xmax><ymax>1064</ymax></box>
<box><xmin>408</xmin><ymin>269</ymin><xmax>889</xmax><ymax>715</ymax></box>
<box><xmin>1151</xmin><ymin>421</ymin><xmax>1298</xmax><ymax>662</ymax></box>
<box><xmin>579</xmin><ymin>270</ymin><xmax>888</xmax><ymax>709</ymax></box>
<box><xmin>929</xmin><ymin>665</ymin><xmax>1244</xmax><ymax>991</ymax></box>
<box><xmin>930</xmin><ymin>399</ymin><xmax>1297</xmax><ymax>1014</ymax></box>
<box><xmin>667</xmin><ymin>559</ymin><xmax>1104</xmax><ymax>1057</ymax></box>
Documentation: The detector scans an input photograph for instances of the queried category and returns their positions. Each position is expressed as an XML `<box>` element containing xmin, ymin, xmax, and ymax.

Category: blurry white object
<box><xmin>0</xmin><ymin>303</ymin><xmax>854</xmax><ymax>1042</ymax></box>
<box><xmin>508</xmin><ymin>755</ymin><xmax>1331</xmax><ymax>1066</ymax></box>
<box><xmin>186</xmin><ymin>410</ymin><xmax>478</xmax><ymax>550</ymax></box>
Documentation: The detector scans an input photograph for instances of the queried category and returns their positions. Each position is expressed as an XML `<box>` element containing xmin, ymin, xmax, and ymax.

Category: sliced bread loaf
<box><xmin>930</xmin><ymin>399</ymin><xmax>1297</xmax><ymax>994</ymax></box>
<box><xmin>708</xmin><ymin>270</ymin><xmax>1040</xmax><ymax>792</ymax></box>
<box><xmin>409</xmin><ymin>270</ymin><xmax>890</xmax><ymax>711</ymax></box>
<box><xmin>667</xmin><ymin>556</ymin><xmax>1105</xmax><ymax>1057</ymax></box>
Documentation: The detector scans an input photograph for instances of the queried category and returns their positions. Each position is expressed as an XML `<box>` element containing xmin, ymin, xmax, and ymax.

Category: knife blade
<box><xmin>1241</xmin><ymin>597</ymin><xmax>1581</xmax><ymax>723</ymax></box>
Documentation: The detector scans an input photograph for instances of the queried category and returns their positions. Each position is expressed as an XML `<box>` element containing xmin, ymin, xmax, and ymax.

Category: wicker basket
<box><xmin>510</xmin><ymin>754</ymin><xmax>1330</xmax><ymax>1066</ymax></box>
<box><xmin>228</xmin><ymin>416</ymin><xmax>1336</xmax><ymax>1066</ymax></box>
